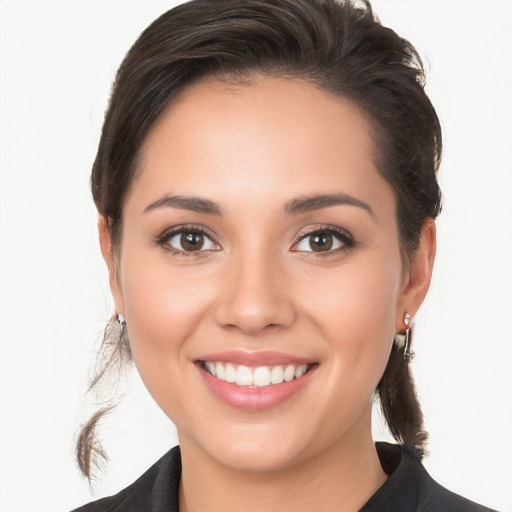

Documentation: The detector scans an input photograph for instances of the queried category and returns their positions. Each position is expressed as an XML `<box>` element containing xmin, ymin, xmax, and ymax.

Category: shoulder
<box><xmin>361</xmin><ymin>442</ymin><xmax>497</xmax><ymax>512</ymax></box>
<box><xmin>70</xmin><ymin>446</ymin><xmax>181</xmax><ymax>512</ymax></box>
<box><xmin>71</xmin><ymin>443</ymin><xmax>496</xmax><ymax>512</ymax></box>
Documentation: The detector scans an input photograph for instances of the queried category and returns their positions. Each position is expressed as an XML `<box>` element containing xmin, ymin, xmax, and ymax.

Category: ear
<box><xmin>98</xmin><ymin>215</ymin><xmax>126</xmax><ymax>317</ymax></box>
<box><xmin>396</xmin><ymin>218</ymin><xmax>436</xmax><ymax>330</ymax></box>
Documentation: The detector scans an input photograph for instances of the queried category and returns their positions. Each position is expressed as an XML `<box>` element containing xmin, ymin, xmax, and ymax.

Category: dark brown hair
<box><xmin>78</xmin><ymin>0</ymin><xmax>442</xmax><ymax>478</ymax></box>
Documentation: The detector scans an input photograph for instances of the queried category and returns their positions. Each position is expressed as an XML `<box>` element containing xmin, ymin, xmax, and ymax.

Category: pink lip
<box><xmin>196</xmin><ymin>350</ymin><xmax>313</xmax><ymax>367</ymax></box>
<box><xmin>196</xmin><ymin>359</ymin><xmax>318</xmax><ymax>412</ymax></box>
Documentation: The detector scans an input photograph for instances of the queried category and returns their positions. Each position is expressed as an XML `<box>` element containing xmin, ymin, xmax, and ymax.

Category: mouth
<box><xmin>195</xmin><ymin>350</ymin><xmax>319</xmax><ymax>411</ymax></box>
<box><xmin>199</xmin><ymin>361</ymin><xmax>317</xmax><ymax>388</ymax></box>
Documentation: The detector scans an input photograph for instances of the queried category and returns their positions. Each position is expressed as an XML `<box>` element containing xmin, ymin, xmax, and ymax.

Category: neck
<box><xmin>178</xmin><ymin>409</ymin><xmax>387</xmax><ymax>512</ymax></box>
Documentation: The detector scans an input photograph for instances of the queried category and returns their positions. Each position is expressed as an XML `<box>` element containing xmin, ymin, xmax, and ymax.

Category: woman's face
<box><xmin>105</xmin><ymin>78</ymin><xmax>431</xmax><ymax>471</ymax></box>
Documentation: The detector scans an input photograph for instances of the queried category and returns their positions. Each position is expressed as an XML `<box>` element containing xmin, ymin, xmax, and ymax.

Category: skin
<box><xmin>100</xmin><ymin>77</ymin><xmax>436</xmax><ymax>512</ymax></box>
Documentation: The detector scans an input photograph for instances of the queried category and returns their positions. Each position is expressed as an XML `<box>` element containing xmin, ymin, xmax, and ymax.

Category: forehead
<box><xmin>131</xmin><ymin>77</ymin><xmax>393</xmax><ymax>215</ymax></box>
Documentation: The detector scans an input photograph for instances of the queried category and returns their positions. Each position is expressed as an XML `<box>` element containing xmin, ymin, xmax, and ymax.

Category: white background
<box><xmin>0</xmin><ymin>1</ymin><xmax>511</xmax><ymax>511</ymax></box>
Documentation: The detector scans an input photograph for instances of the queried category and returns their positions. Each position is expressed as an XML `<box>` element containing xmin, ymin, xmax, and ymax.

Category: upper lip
<box><xmin>195</xmin><ymin>350</ymin><xmax>315</xmax><ymax>367</ymax></box>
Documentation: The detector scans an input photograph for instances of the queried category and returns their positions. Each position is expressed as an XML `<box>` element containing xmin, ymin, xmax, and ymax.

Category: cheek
<box><xmin>117</xmin><ymin>254</ymin><xmax>215</xmax><ymax>403</ymax></box>
<box><xmin>120</xmin><ymin>240</ymin><xmax>215</xmax><ymax>342</ymax></box>
<box><xmin>310</xmin><ymin>256</ymin><xmax>399</xmax><ymax>325</ymax></box>
<box><xmin>307</xmin><ymin>255</ymin><xmax>401</xmax><ymax>378</ymax></box>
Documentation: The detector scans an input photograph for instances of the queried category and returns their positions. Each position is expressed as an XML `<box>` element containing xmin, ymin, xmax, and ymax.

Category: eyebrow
<box><xmin>144</xmin><ymin>195</ymin><xmax>222</xmax><ymax>215</ymax></box>
<box><xmin>283</xmin><ymin>193</ymin><xmax>374</xmax><ymax>217</ymax></box>
<box><xmin>143</xmin><ymin>192</ymin><xmax>373</xmax><ymax>217</ymax></box>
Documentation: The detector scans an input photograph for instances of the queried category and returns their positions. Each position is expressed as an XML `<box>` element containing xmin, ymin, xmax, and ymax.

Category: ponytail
<box><xmin>377</xmin><ymin>331</ymin><xmax>428</xmax><ymax>458</ymax></box>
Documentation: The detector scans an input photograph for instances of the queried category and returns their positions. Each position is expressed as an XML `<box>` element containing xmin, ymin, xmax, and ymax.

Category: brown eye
<box><xmin>181</xmin><ymin>232</ymin><xmax>204</xmax><ymax>251</ymax></box>
<box><xmin>309</xmin><ymin>233</ymin><xmax>333</xmax><ymax>252</ymax></box>
<box><xmin>167</xmin><ymin>230</ymin><xmax>217</xmax><ymax>252</ymax></box>
<box><xmin>293</xmin><ymin>229</ymin><xmax>351</xmax><ymax>253</ymax></box>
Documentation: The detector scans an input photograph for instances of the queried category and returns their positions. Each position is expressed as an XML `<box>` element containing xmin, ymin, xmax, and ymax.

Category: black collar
<box><xmin>73</xmin><ymin>442</ymin><xmax>495</xmax><ymax>511</ymax></box>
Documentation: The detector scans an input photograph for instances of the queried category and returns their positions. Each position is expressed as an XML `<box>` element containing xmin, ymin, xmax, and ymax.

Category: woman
<box><xmin>72</xmin><ymin>0</ymin><xmax>495</xmax><ymax>510</ymax></box>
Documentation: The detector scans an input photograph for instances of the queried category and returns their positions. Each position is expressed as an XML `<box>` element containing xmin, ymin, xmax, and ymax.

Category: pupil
<box><xmin>310</xmin><ymin>233</ymin><xmax>333</xmax><ymax>251</ymax></box>
<box><xmin>181</xmin><ymin>232</ymin><xmax>204</xmax><ymax>251</ymax></box>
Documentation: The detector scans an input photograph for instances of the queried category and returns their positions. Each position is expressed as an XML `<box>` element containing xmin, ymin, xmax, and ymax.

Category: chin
<box><xmin>213</xmin><ymin>440</ymin><xmax>307</xmax><ymax>473</ymax></box>
<box><xmin>179</xmin><ymin>420</ymin><xmax>316</xmax><ymax>473</ymax></box>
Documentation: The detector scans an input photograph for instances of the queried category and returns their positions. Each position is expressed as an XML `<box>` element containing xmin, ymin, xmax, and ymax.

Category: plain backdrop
<box><xmin>0</xmin><ymin>1</ymin><xmax>511</xmax><ymax>511</ymax></box>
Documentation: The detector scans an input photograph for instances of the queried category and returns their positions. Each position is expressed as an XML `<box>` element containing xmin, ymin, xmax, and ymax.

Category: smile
<box><xmin>201</xmin><ymin>361</ymin><xmax>312</xmax><ymax>387</ymax></box>
<box><xmin>196</xmin><ymin>351</ymin><xmax>318</xmax><ymax>411</ymax></box>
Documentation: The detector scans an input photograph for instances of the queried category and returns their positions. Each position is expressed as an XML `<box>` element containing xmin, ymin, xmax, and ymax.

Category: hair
<box><xmin>77</xmin><ymin>0</ymin><xmax>442</xmax><ymax>478</ymax></box>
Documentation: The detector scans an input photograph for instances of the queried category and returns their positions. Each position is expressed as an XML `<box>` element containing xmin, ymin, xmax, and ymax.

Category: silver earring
<box><xmin>117</xmin><ymin>313</ymin><xmax>131</xmax><ymax>355</ymax></box>
<box><xmin>394</xmin><ymin>313</ymin><xmax>414</xmax><ymax>362</ymax></box>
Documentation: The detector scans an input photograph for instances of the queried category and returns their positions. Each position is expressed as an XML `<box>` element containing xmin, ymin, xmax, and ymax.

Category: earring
<box><xmin>394</xmin><ymin>312</ymin><xmax>414</xmax><ymax>362</ymax></box>
<box><xmin>117</xmin><ymin>313</ymin><xmax>131</xmax><ymax>355</ymax></box>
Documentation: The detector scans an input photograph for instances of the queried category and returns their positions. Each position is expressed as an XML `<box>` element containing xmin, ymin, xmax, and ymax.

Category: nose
<box><xmin>214</xmin><ymin>251</ymin><xmax>297</xmax><ymax>335</ymax></box>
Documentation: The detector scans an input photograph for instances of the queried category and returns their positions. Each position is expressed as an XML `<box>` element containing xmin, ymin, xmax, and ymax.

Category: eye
<box><xmin>292</xmin><ymin>227</ymin><xmax>353</xmax><ymax>253</ymax></box>
<box><xmin>159</xmin><ymin>227</ymin><xmax>219</xmax><ymax>253</ymax></box>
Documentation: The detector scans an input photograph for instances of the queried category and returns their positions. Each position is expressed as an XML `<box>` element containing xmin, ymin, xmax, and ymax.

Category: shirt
<box><xmin>72</xmin><ymin>442</ymin><xmax>497</xmax><ymax>511</ymax></box>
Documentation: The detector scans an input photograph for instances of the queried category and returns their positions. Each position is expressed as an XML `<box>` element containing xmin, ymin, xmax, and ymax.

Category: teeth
<box><xmin>295</xmin><ymin>365</ymin><xmax>308</xmax><ymax>378</ymax></box>
<box><xmin>236</xmin><ymin>365</ymin><xmax>253</xmax><ymax>386</ymax></box>
<box><xmin>253</xmin><ymin>366</ymin><xmax>271</xmax><ymax>387</ymax></box>
<box><xmin>215</xmin><ymin>362</ymin><xmax>225</xmax><ymax>380</ymax></box>
<box><xmin>203</xmin><ymin>361</ymin><xmax>311</xmax><ymax>387</ymax></box>
<box><xmin>224</xmin><ymin>363</ymin><xmax>236</xmax><ymax>383</ymax></box>
<box><xmin>284</xmin><ymin>364</ymin><xmax>295</xmax><ymax>382</ymax></box>
<box><xmin>205</xmin><ymin>361</ymin><xmax>216</xmax><ymax>377</ymax></box>
<box><xmin>270</xmin><ymin>366</ymin><xmax>284</xmax><ymax>384</ymax></box>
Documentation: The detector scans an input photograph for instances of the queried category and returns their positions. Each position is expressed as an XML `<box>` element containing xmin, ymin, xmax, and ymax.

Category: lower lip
<box><xmin>197</xmin><ymin>364</ymin><xmax>317</xmax><ymax>412</ymax></box>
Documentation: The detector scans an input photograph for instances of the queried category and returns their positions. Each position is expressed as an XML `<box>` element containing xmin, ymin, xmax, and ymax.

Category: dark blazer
<box><xmin>72</xmin><ymin>443</ymin><xmax>497</xmax><ymax>511</ymax></box>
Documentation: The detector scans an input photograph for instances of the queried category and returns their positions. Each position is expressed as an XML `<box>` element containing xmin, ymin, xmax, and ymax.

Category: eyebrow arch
<box><xmin>283</xmin><ymin>193</ymin><xmax>374</xmax><ymax>217</ymax></box>
<box><xmin>144</xmin><ymin>195</ymin><xmax>223</xmax><ymax>216</ymax></box>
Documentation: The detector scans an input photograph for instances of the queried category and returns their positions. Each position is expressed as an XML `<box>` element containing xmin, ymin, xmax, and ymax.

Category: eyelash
<box><xmin>291</xmin><ymin>225</ymin><xmax>355</xmax><ymax>257</ymax></box>
<box><xmin>155</xmin><ymin>225</ymin><xmax>220</xmax><ymax>257</ymax></box>
<box><xmin>155</xmin><ymin>224</ymin><xmax>355</xmax><ymax>256</ymax></box>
